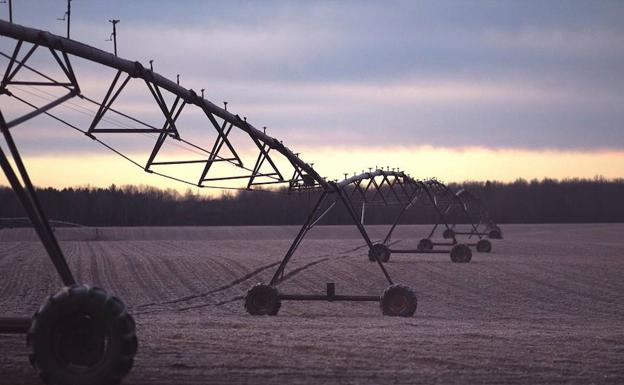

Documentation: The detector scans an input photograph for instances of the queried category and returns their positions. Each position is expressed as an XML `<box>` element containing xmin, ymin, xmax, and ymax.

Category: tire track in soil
<box><xmin>85</xmin><ymin>242</ymin><xmax>132</xmax><ymax>302</ymax></box>
<box><xmin>96</xmin><ymin>242</ymin><xmax>126</xmax><ymax>298</ymax></box>
<box><xmin>123</xmin><ymin>240</ymin><xmax>268</xmax><ymax>309</ymax></box>
<box><xmin>134</xmin><ymin>241</ymin><xmax>215</xmax><ymax>293</ymax></box>
<box><xmin>317</xmin><ymin>255</ymin><xmax>392</xmax><ymax>296</ymax></box>
<box><xmin>163</xmin><ymin>241</ymin><xmax>262</xmax><ymax>295</ymax></box>
<box><xmin>177</xmin><ymin>240</ymin><xmax>397</xmax><ymax>311</ymax></box>
<box><xmin>71</xmin><ymin>242</ymin><xmax>84</xmax><ymax>282</ymax></box>
<box><xmin>111</xmin><ymin>242</ymin><xmax>166</xmax><ymax>305</ymax></box>
<box><xmin>202</xmin><ymin>257</ymin><xmax>335</xmax><ymax>309</ymax></box>
<box><xmin>86</xmin><ymin>242</ymin><xmax>103</xmax><ymax>288</ymax></box>
<box><xmin>205</xmin><ymin>241</ymin><xmax>380</xmax><ymax>307</ymax></box>
<box><xmin>118</xmin><ymin>242</ymin><xmax>189</xmax><ymax>302</ymax></box>
<box><xmin>131</xmin><ymin>241</ymin><xmax>207</xmax><ymax>302</ymax></box>
<box><xmin>132</xmin><ymin>260</ymin><xmax>282</xmax><ymax>311</ymax></box>
<box><xmin>209</xmin><ymin>255</ymin><xmax>384</xmax><ymax>309</ymax></box>
<box><xmin>75</xmin><ymin>241</ymin><xmax>104</xmax><ymax>286</ymax></box>
<box><xmin>134</xmin><ymin>240</ymin><xmax>374</xmax><ymax>311</ymax></box>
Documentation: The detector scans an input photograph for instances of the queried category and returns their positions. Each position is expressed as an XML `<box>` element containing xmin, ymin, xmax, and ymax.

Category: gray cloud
<box><xmin>1</xmin><ymin>0</ymin><xmax>623</xmax><ymax>153</ymax></box>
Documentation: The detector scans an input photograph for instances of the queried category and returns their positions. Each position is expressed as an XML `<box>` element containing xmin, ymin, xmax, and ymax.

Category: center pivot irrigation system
<box><xmin>417</xmin><ymin>179</ymin><xmax>502</xmax><ymax>252</ymax></box>
<box><xmin>454</xmin><ymin>188</ymin><xmax>503</xmax><ymax>239</ymax></box>
<box><xmin>0</xmin><ymin>20</ymin><xmax>501</xmax><ymax>385</ymax></box>
<box><xmin>245</xmin><ymin>169</ymin><xmax>478</xmax><ymax>317</ymax></box>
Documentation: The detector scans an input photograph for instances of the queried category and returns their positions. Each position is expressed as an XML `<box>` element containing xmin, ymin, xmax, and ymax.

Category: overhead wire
<box><xmin>9</xmin><ymin>82</ymin><xmax>283</xmax><ymax>179</ymax></box>
<box><xmin>0</xmin><ymin>51</ymin><xmax>281</xmax><ymax>176</ymax></box>
<box><xmin>0</xmin><ymin>55</ymin><xmax>285</xmax><ymax>191</ymax></box>
<box><xmin>5</xmin><ymin>86</ymin><xmax>290</xmax><ymax>194</ymax></box>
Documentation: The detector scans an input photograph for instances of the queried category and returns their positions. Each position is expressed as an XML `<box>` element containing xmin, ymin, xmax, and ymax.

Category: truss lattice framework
<box><xmin>0</xmin><ymin>21</ymin><xmax>432</xmax><ymax>297</ymax></box>
<box><xmin>268</xmin><ymin>169</ymin><xmax>466</xmax><ymax>285</ymax></box>
<box><xmin>0</xmin><ymin>21</ymin><xmax>503</xmax><ymax>332</ymax></box>
<box><xmin>423</xmin><ymin>179</ymin><xmax>500</xmax><ymax>239</ymax></box>
<box><xmin>0</xmin><ymin>20</ymin><xmax>326</xmax><ymax>191</ymax></box>
<box><xmin>0</xmin><ymin>21</ymin><xmax>484</xmax><ymax>385</ymax></box>
<box><xmin>456</xmin><ymin>188</ymin><xmax>500</xmax><ymax>234</ymax></box>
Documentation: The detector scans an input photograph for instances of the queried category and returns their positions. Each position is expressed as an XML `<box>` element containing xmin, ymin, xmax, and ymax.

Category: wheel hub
<box><xmin>53</xmin><ymin>313</ymin><xmax>108</xmax><ymax>370</ymax></box>
<box><xmin>387</xmin><ymin>293</ymin><xmax>408</xmax><ymax>313</ymax></box>
<box><xmin>251</xmin><ymin>291</ymin><xmax>273</xmax><ymax>311</ymax></box>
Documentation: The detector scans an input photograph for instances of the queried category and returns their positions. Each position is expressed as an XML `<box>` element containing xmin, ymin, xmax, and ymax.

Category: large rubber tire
<box><xmin>27</xmin><ymin>284</ymin><xmax>137</xmax><ymax>385</ymax></box>
<box><xmin>450</xmin><ymin>244</ymin><xmax>472</xmax><ymax>263</ymax></box>
<box><xmin>245</xmin><ymin>284</ymin><xmax>281</xmax><ymax>315</ymax></box>
<box><xmin>417</xmin><ymin>238</ymin><xmax>433</xmax><ymax>251</ymax></box>
<box><xmin>368</xmin><ymin>244</ymin><xmax>391</xmax><ymax>263</ymax></box>
<box><xmin>380</xmin><ymin>284</ymin><xmax>417</xmax><ymax>317</ymax></box>
<box><xmin>442</xmin><ymin>229</ymin><xmax>455</xmax><ymax>239</ymax></box>
<box><xmin>476</xmin><ymin>239</ymin><xmax>492</xmax><ymax>253</ymax></box>
<box><xmin>488</xmin><ymin>228</ymin><xmax>502</xmax><ymax>239</ymax></box>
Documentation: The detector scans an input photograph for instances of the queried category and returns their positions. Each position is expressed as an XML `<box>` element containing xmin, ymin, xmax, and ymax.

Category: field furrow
<box><xmin>1</xmin><ymin>224</ymin><xmax>623</xmax><ymax>385</ymax></box>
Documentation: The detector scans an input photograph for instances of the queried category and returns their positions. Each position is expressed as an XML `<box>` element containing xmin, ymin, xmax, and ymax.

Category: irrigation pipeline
<box><xmin>0</xmin><ymin>21</ymin><xmax>497</xmax><ymax>228</ymax></box>
<box><xmin>2</xmin><ymin>83</ymin><xmax>288</xmax><ymax>194</ymax></box>
<box><xmin>0</xmin><ymin>20</ymin><xmax>327</xmax><ymax>194</ymax></box>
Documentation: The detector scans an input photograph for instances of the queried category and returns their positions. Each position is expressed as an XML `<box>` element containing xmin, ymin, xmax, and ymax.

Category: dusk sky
<box><xmin>1</xmin><ymin>1</ymin><xmax>623</xmax><ymax>193</ymax></box>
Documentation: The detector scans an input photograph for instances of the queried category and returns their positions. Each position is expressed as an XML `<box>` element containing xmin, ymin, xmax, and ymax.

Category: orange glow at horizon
<box><xmin>304</xmin><ymin>145</ymin><xmax>624</xmax><ymax>183</ymax></box>
<box><xmin>1</xmin><ymin>146</ymin><xmax>622</xmax><ymax>196</ymax></box>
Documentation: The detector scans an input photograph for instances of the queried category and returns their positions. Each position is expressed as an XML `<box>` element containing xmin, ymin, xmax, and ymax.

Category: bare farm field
<box><xmin>1</xmin><ymin>224</ymin><xmax>623</xmax><ymax>384</ymax></box>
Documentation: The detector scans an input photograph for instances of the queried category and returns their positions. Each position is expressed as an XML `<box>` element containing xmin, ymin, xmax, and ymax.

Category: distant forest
<box><xmin>0</xmin><ymin>178</ymin><xmax>623</xmax><ymax>226</ymax></box>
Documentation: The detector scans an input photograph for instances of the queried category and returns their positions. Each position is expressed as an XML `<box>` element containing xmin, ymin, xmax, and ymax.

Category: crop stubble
<box><xmin>0</xmin><ymin>224</ymin><xmax>623</xmax><ymax>384</ymax></box>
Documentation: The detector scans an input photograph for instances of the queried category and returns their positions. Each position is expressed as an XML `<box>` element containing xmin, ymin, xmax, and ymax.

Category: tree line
<box><xmin>0</xmin><ymin>177</ymin><xmax>622</xmax><ymax>227</ymax></box>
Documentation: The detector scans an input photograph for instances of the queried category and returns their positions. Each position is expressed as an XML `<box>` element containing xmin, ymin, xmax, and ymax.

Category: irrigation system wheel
<box><xmin>450</xmin><ymin>244</ymin><xmax>472</xmax><ymax>263</ymax></box>
<box><xmin>27</xmin><ymin>284</ymin><xmax>137</xmax><ymax>385</ymax></box>
<box><xmin>488</xmin><ymin>228</ymin><xmax>503</xmax><ymax>239</ymax></box>
<box><xmin>368</xmin><ymin>243</ymin><xmax>391</xmax><ymax>262</ymax></box>
<box><xmin>417</xmin><ymin>238</ymin><xmax>434</xmax><ymax>251</ymax></box>
<box><xmin>476</xmin><ymin>239</ymin><xmax>492</xmax><ymax>253</ymax></box>
<box><xmin>442</xmin><ymin>229</ymin><xmax>455</xmax><ymax>239</ymax></box>
<box><xmin>245</xmin><ymin>284</ymin><xmax>281</xmax><ymax>315</ymax></box>
<box><xmin>380</xmin><ymin>284</ymin><xmax>417</xmax><ymax>317</ymax></box>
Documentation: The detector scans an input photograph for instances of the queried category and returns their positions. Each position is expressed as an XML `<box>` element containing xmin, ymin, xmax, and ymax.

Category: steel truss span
<box><xmin>264</xmin><ymin>169</ymin><xmax>489</xmax><ymax>291</ymax></box>
<box><xmin>0</xmin><ymin>20</ymin><xmax>501</xmax><ymax>385</ymax></box>
<box><xmin>0</xmin><ymin>20</ymin><xmax>326</xmax><ymax>192</ymax></box>
<box><xmin>0</xmin><ymin>20</ymin><xmax>425</xmax><ymax>385</ymax></box>
<box><xmin>423</xmin><ymin>180</ymin><xmax>503</xmax><ymax>242</ymax></box>
<box><xmin>455</xmin><ymin>188</ymin><xmax>503</xmax><ymax>239</ymax></box>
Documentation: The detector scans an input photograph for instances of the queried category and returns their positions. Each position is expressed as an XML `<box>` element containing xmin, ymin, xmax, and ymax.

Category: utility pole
<box><xmin>66</xmin><ymin>0</ymin><xmax>71</xmax><ymax>39</ymax></box>
<box><xmin>1</xmin><ymin>0</ymin><xmax>13</xmax><ymax>23</ymax></box>
<box><xmin>56</xmin><ymin>0</ymin><xmax>71</xmax><ymax>38</ymax></box>
<box><xmin>107</xmin><ymin>19</ymin><xmax>120</xmax><ymax>56</ymax></box>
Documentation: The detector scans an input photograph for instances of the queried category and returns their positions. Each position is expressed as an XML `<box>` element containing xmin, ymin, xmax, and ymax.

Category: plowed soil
<box><xmin>1</xmin><ymin>224</ymin><xmax>623</xmax><ymax>384</ymax></box>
